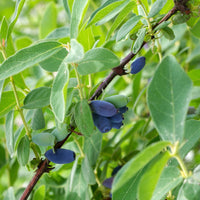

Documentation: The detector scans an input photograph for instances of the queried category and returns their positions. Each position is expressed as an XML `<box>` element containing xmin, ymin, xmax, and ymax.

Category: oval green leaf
<box><xmin>50</xmin><ymin>62</ymin><xmax>69</xmax><ymax>123</ymax></box>
<box><xmin>147</xmin><ymin>55</ymin><xmax>192</xmax><ymax>143</ymax></box>
<box><xmin>17</xmin><ymin>135</ymin><xmax>30</xmax><ymax>166</ymax></box>
<box><xmin>23</xmin><ymin>87</ymin><xmax>51</xmax><ymax>109</ymax></box>
<box><xmin>77</xmin><ymin>48</ymin><xmax>120</xmax><ymax>75</ymax></box>
<box><xmin>112</xmin><ymin>141</ymin><xmax>171</xmax><ymax>194</ymax></box>
<box><xmin>74</xmin><ymin>99</ymin><xmax>94</xmax><ymax>136</ymax></box>
<box><xmin>0</xmin><ymin>41</ymin><xmax>63</xmax><ymax>80</ymax></box>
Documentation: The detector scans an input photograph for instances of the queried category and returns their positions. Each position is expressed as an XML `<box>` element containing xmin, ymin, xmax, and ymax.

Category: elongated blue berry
<box><xmin>45</xmin><ymin>148</ymin><xmax>75</xmax><ymax>164</ymax></box>
<box><xmin>109</xmin><ymin>113</ymin><xmax>123</xmax><ymax>123</ymax></box>
<box><xmin>112</xmin><ymin>121</ymin><xmax>123</xmax><ymax>129</ymax></box>
<box><xmin>112</xmin><ymin>166</ymin><xmax>122</xmax><ymax>176</ymax></box>
<box><xmin>119</xmin><ymin>106</ymin><xmax>128</xmax><ymax>113</ymax></box>
<box><xmin>93</xmin><ymin>113</ymin><xmax>112</xmax><ymax>133</ymax></box>
<box><xmin>90</xmin><ymin>100</ymin><xmax>117</xmax><ymax>117</ymax></box>
<box><xmin>131</xmin><ymin>56</ymin><xmax>145</xmax><ymax>74</ymax></box>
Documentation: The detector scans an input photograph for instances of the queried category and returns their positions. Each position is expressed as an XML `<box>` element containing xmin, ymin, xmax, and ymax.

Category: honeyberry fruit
<box><xmin>119</xmin><ymin>106</ymin><xmax>128</xmax><ymax>113</ymax></box>
<box><xmin>32</xmin><ymin>132</ymin><xmax>55</xmax><ymax>146</ymax></box>
<box><xmin>112</xmin><ymin>121</ymin><xmax>123</xmax><ymax>129</ymax></box>
<box><xmin>104</xmin><ymin>95</ymin><xmax>128</xmax><ymax>108</ymax></box>
<box><xmin>109</xmin><ymin>113</ymin><xmax>123</xmax><ymax>123</ymax></box>
<box><xmin>111</xmin><ymin>166</ymin><xmax>122</xmax><ymax>176</ymax></box>
<box><xmin>103</xmin><ymin>177</ymin><xmax>114</xmax><ymax>189</ymax></box>
<box><xmin>131</xmin><ymin>56</ymin><xmax>145</xmax><ymax>74</ymax></box>
<box><xmin>93</xmin><ymin>113</ymin><xmax>112</xmax><ymax>133</ymax></box>
<box><xmin>45</xmin><ymin>148</ymin><xmax>75</xmax><ymax>164</ymax></box>
<box><xmin>90</xmin><ymin>100</ymin><xmax>117</xmax><ymax>117</ymax></box>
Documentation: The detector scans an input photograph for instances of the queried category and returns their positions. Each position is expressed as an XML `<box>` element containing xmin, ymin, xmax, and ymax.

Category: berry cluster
<box><xmin>89</xmin><ymin>95</ymin><xmax>128</xmax><ymax>133</ymax></box>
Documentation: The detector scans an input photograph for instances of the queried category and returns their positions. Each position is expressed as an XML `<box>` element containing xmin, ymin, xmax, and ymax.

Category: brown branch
<box><xmin>20</xmin><ymin>5</ymin><xmax>179</xmax><ymax>200</ymax></box>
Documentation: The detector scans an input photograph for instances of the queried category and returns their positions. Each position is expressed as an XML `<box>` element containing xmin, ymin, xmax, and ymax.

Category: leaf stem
<box><xmin>72</xmin><ymin>135</ymin><xmax>85</xmax><ymax>157</ymax></box>
<box><xmin>73</xmin><ymin>64</ymin><xmax>84</xmax><ymax>99</ymax></box>
<box><xmin>10</xmin><ymin>77</ymin><xmax>31</xmax><ymax>139</ymax></box>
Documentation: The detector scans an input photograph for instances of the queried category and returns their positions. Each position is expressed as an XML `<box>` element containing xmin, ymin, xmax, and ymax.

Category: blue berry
<box><xmin>93</xmin><ymin>113</ymin><xmax>112</xmax><ymax>133</ymax></box>
<box><xmin>131</xmin><ymin>56</ymin><xmax>145</xmax><ymax>74</ymax></box>
<box><xmin>119</xmin><ymin>106</ymin><xmax>128</xmax><ymax>113</ymax></box>
<box><xmin>90</xmin><ymin>100</ymin><xmax>117</xmax><ymax>117</ymax></box>
<box><xmin>45</xmin><ymin>148</ymin><xmax>75</xmax><ymax>164</ymax></box>
<box><xmin>103</xmin><ymin>177</ymin><xmax>114</xmax><ymax>189</ymax></box>
<box><xmin>112</xmin><ymin>121</ymin><xmax>123</xmax><ymax>129</ymax></box>
<box><xmin>111</xmin><ymin>166</ymin><xmax>122</xmax><ymax>176</ymax></box>
<box><xmin>109</xmin><ymin>113</ymin><xmax>123</xmax><ymax>123</ymax></box>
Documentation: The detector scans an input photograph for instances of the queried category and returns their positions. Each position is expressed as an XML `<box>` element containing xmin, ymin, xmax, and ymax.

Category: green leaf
<box><xmin>0</xmin><ymin>17</ymin><xmax>8</xmax><ymax>40</ymax></box>
<box><xmin>191</xmin><ymin>18</ymin><xmax>200</xmax><ymax>38</ymax></box>
<box><xmin>63</xmin><ymin>0</ymin><xmax>71</xmax><ymax>20</ymax></box>
<box><xmin>177</xmin><ymin>176</ymin><xmax>200</xmax><ymax>200</ymax></box>
<box><xmin>147</xmin><ymin>55</ymin><xmax>192</xmax><ymax>143</ymax></box>
<box><xmin>148</xmin><ymin>0</ymin><xmax>167</xmax><ymax>18</ymax></box>
<box><xmin>179</xmin><ymin>120</ymin><xmax>200</xmax><ymax>158</ymax></box>
<box><xmin>5</xmin><ymin>110</ymin><xmax>14</xmax><ymax>156</ymax></box>
<box><xmin>46</xmin><ymin>27</ymin><xmax>70</xmax><ymax>39</ymax></box>
<box><xmin>87</xmin><ymin>0</ymin><xmax>127</xmax><ymax>27</ymax></box>
<box><xmin>152</xmin><ymin>166</ymin><xmax>183</xmax><ymax>200</ymax></box>
<box><xmin>39</xmin><ymin>48</ymin><xmax>68</xmax><ymax>72</ymax></box>
<box><xmin>132</xmin><ymin>28</ymin><xmax>146</xmax><ymax>54</ymax></box>
<box><xmin>66</xmin><ymin>165</ymin><xmax>92</xmax><ymax>200</ymax></box>
<box><xmin>3</xmin><ymin>187</ymin><xmax>15</xmax><ymax>200</ymax></box>
<box><xmin>112</xmin><ymin>168</ymin><xmax>144</xmax><ymax>200</ymax></box>
<box><xmin>106</xmin><ymin>1</ymin><xmax>136</xmax><ymax>40</ymax></box>
<box><xmin>77</xmin><ymin>48</ymin><xmax>120</xmax><ymax>75</ymax></box>
<box><xmin>32</xmin><ymin>132</ymin><xmax>55</xmax><ymax>146</ymax></box>
<box><xmin>186</xmin><ymin>45</ymin><xmax>200</xmax><ymax>63</ymax></box>
<box><xmin>23</xmin><ymin>87</ymin><xmax>51</xmax><ymax>109</ymax></box>
<box><xmin>188</xmin><ymin>69</ymin><xmax>200</xmax><ymax>86</ymax></box>
<box><xmin>74</xmin><ymin>99</ymin><xmax>94</xmax><ymax>136</ymax></box>
<box><xmin>13</xmin><ymin>73</ymin><xmax>28</xmax><ymax>90</ymax></box>
<box><xmin>31</xmin><ymin>109</ymin><xmax>45</xmax><ymax>130</ymax></box>
<box><xmin>116</xmin><ymin>15</ymin><xmax>142</xmax><ymax>41</ymax></box>
<box><xmin>39</xmin><ymin>2</ymin><xmax>57</xmax><ymax>39</ymax></box>
<box><xmin>0</xmin><ymin>91</ymin><xmax>24</xmax><ymax>117</ymax></box>
<box><xmin>112</xmin><ymin>141</ymin><xmax>171</xmax><ymax>193</ymax></box>
<box><xmin>154</xmin><ymin>21</ymin><xmax>171</xmax><ymax>32</ymax></box>
<box><xmin>0</xmin><ymin>145</ymin><xmax>6</xmax><ymax>168</ymax></box>
<box><xmin>64</xmin><ymin>39</ymin><xmax>84</xmax><ymax>63</ymax></box>
<box><xmin>50</xmin><ymin>62</ymin><xmax>69</xmax><ymax>123</ymax></box>
<box><xmin>83</xmin><ymin>130</ymin><xmax>102</xmax><ymax>166</ymax></box>
<box><xmin>95</xmin><ymin>0</ymin><xmax>130</xmax><ymax>26</ymax></box>
<box><xmin>15</xmin><ymin>36</ymin><xmax>32</xmax><ymax>50</ymax></box>
<box><xmin>81</xmin><ymin>156</ymin><xmax>96</xmax><ymax>185</ymax></box>
<box><xmin>0</xmin><ymin>79</ymin><xmax>4</xmax><ymax>101</ymax></box>
<box><xmin>33</xmin><ymin>185</ymin><xmax>45</xmax><ymax>200</ymax></box>
<box><xmin>0</xmin><ymin>41</ymin><xmax>63</xmax><ymax>80</ymax></box>
<box><xmin>7</xmin><ymin>0</ymin><xmax>26</xmax><ymax>39</ymax></box>
<box><xmin>70</xmin><ymin>0</ymin><xmax>89</xmax><ymax>38</ymax></box>
<box><xmin>161</xmin><ymin>26</ymin><xmax>175</xmax><ymax>40</ymax></box>
<box><xmin>138</xmin><ymin>152</ymin><xmax>171</xmax><ymax>200</ymax></box>
<box><xmin>17</xmin><ymin>135</ymin><xmax>30</xmax><ymax>166</ymax></box>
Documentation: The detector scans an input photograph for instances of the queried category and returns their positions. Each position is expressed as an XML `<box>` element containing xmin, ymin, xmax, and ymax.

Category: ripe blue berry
<box><xmin>90</xmin><ymin>100</ymin><xmax>117</xmax><ymax>117</ymax></box>
<box><xmin>111</xmin><ymin>166</ymin><xmax>122</xmax><ymax>176</ymax></box>
<box><xmin>112</xmin><ymin>121</ymin><xmax>123</xmax><ymax>129</ymax></box>
<box><xmin>119</xmin><ymin>106</ymin><xmax>128</xmax><ymax>113</ymax></box>
<box><xmin>109</xmin><ymin>113</ymin><xmax>123</xmax><ymax>123</ymax></box>
<box><xmin>103</xmin><ymin>177</ymin><xmax>114</xmax><ymax>189</ymax></box>
<box><xmin>131</xmin><ymin>56</ymin><xmax>145</xmax><ymax>74</ymax></box>
<box><xmin>93</xmin><ymin>113</ymin><xmax>112</xmax><ymax>133</ymax></box>
<box><xmin>45</xmin><ymin>148</ymin><xmax>75</xmax><ymax>164</ymax></box>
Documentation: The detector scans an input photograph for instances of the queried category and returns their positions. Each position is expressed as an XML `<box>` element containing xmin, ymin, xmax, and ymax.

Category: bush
<box><xmin>0</xmin><ymin>0</ymin><xmax>200</xmax><ymax>199</ymax></box>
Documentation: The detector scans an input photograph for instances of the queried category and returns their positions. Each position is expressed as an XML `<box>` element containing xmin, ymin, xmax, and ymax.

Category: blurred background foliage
<box><xmin>0</xmin><ymin>0</ymin><xmax>200</xmax><ymax>199</ymax></box>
